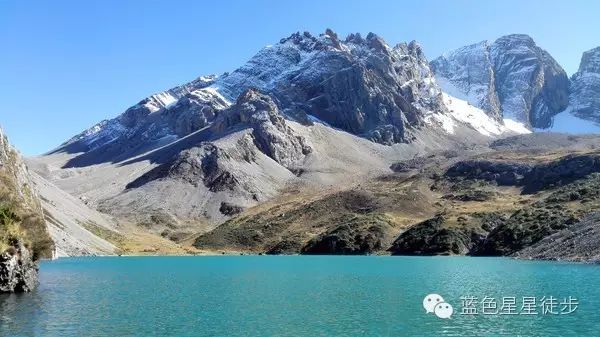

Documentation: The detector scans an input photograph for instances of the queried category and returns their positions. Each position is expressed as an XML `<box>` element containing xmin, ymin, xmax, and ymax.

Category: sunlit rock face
<box><xmin>431</xmin><ymin>34</ymin><xmax>570</xmax><ymax>128</ymax></box>
<box><xmin>570</xmin><ymin>47</ymin><xmax>600</xmax><ymax>123</ymax></box>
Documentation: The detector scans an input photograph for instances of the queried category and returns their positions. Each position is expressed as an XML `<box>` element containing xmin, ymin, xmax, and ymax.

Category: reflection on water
<box><xmin>1</xmin><ymin>256</ymin><xmax>598</xmax><ymax>336</ymax></box>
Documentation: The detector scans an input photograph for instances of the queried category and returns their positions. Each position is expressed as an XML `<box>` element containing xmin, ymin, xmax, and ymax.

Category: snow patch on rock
<box><xmin>503</xmin><ymin>119</ymin><xmax>532</xmax><ymax>134</ymax></box>
<box><xmin>537</xmin><ymin>107</ymin><xmax>600</xmax><ymax>134</ymax></box>
<box><xmin>430</xmin><ymin>93</ymin><xmax>531</xmax><ymax>137</ymax></box>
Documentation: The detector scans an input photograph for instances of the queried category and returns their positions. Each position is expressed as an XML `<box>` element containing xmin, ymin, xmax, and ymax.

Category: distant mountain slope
<box><xmin>33</xmin><ymin>91</ymin><xmax>507</xmax><ymax>235</ymax></box>
<box><xmin>26</xmin><ymin>168</ymin><xmax>117</xmax><ymax>257</ymax></box>
<box><xmin>532</xmin><ymin>46</ymin><xmax>600</xmax><ymax>133</ymax></box>
<box><xmin>431</xmin><ymin>34</ymin><xmax>570</xmax><ymax>128</ymax></box>
<box><xmin>1</xmin><ymin>125</ymin><xmax>117</xmax><ymax>261</ymax></box>
<box><xmin>51</xmin><ymin>30</ymin><xmax>465</xmax><ymax>169</ymax></box>
<box><xmin>34</xmin><ymin>30</ymin><xmax>524</xmax><ymax>236</ymax></box>
<box><xmin>194</xmin><ymin>133</ymin><xmax>600</xmax><ymax>258</ymax></box>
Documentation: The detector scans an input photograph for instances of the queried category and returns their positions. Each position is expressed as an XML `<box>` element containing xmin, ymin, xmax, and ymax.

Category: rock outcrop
<box><xmin>127</xmin><ymin>89</ymin><xmax>311</xmax><ymax>192</ymax></box>
<box><xmin>388</xmin><ymin>216</ymin><xmax>480</xmax><ymax>255</ymax></box>
<box><xmin>212</xmin><ymin>89</ymin><xmax>312</xmax><ymax>169</ymax></box>
<box><xmin>126</xmin><ymin>144</ymin><xmax>232</xmax><ymax>191</ymax></box>
<box><xmin>0</xmin><ymin>241</ymin><xmax>38</xmax><ymax>292</ymax></box>
<box><xmin>431</xmin><ymin>34</ymin><xmax>570</xmax><ymax>128</ymax></box>
<box><xmin>445</xmin><ymin>160</ymin><xmax>532</xmax><ymax>186</ymax></box>
<box><xmin>301</xmin><ymin>221</ymin><xmax>389</xmax><ymax>255</ymax></box>
<box><xmin>0</xmin><ymin>127</ymin><xmax>53</xmax><ymax>292</ymax></box>
<box><xmin>521</xmin><ymin>153</ymin><xmax>600</xmax><ymax>193</ymax></box>
<box><xmin>444</xmin><ymin>152</ymin><xmax>600</xmax><ymax>193</ymax></box>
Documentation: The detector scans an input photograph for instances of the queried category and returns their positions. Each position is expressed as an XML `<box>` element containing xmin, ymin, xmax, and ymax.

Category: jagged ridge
<box><xmin>53</xmin><ymin>29</ymin><xmax>450</xmax><ymax>169</ymax></box>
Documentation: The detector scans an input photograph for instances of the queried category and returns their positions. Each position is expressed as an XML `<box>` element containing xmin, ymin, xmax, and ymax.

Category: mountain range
<box><xmin>3</xmin><ymin>30</ymin><xmax>600</xmax><ymax>271</ymax></box>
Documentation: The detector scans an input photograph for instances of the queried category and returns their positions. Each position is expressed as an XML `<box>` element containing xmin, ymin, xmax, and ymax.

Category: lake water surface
<box><xmin>1</xmin><ymin>256</ymin><xmax>598</xmax><ymax>336</ymax></box>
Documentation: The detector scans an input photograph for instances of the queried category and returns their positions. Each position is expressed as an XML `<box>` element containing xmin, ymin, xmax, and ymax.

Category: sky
<box><xmin>1</xmin><ymin>0</ymin><xmax>599</xmax><ymax>155</ymax></box>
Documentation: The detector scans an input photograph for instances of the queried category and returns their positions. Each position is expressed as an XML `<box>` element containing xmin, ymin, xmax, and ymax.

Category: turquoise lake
<box><xmin>1</xmin><ymin>256</ymin><xmax>599</xmax><ymax>336</ymax></box>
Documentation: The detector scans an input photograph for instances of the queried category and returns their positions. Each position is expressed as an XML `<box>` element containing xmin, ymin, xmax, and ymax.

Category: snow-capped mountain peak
<box><xmin>568</xmin><ymin>47</ymin><xmax>600</xmax><ymax>125</ymax></box>
<box><xmin>53</xmin><ymin>29</ymin><xmax>458</xmax><ymax>166</ymax></box>
<box><xmin>53</xmin><ymin>30</ymin><xmax>557</xmax><ymax>171</ymax></box>
<box><xmin>431</xmin><ymin>34</ymin><xmax>570</xmax><ymax>129</ymax></box>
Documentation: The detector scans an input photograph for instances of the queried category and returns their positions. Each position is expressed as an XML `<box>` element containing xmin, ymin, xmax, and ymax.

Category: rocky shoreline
<box><xmin>514</xmin><ymin>212</ymin><xmax>600</xmax><ymax>263</ymax></box>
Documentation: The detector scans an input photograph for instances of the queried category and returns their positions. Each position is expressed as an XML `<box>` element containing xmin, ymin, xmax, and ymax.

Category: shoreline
<box><xmin>40</xmin><ymin>253</ymin><xmax>600</xmax><ymax>265</ymax></box>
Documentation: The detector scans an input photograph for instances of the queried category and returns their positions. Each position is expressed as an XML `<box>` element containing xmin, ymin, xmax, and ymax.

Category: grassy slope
<box><xmin>193</xmin><ymin>145</ymin><xmax>600</xmax><ymax>256</ymax></box>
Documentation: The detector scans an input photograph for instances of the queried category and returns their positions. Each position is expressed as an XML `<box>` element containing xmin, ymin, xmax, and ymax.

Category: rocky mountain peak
<box><xmin>407</xmin><ymin>40</ymin><xmax>424</xmax><ymax>56</ymax></box>
<box><xmin>578</xmin><ymin>47</ymin><xmax>600</xmax><ymax>74</ymax></box>
<box><xmin>431</xmin><ymin>34</ymin><xmax>569</xmax><ymax>128</ymax></box>
<box><xmin>233</xmin><ymin>88</ymin><xmax>278</xmax><ymax>123</ymax></box>
<box><xmin>493</xmin><ymin>33</ymin><xmax>535</xmax><ymax>46</ymax></box>
<box><xmin>258</xmin><ymin>31</ymin><xmax>445</xmax><ymax>144</ymax></box>
<box><xmin>278</xmin><ymin>29</ymin><xmax>394</xmax><ymax>55</ymax></box>
<box><xmin>365</xmin><ymin>32</ymin><xmax>389</xmax><ymax>53</ymax></box>
<box><xmin>569</xmin><ymin>46</ymin><xmax>600</xmax><ymax>123</ymax></box>
<box><xmin>213</xmin><ymin>88</ymin><xmax>311</xmax><ymax>169</ymax></box>
<box><xmin>345</xmin><ymin>32</ymin><xmax>365</xmax><ymax>45</ymax></box>
<box><xmin>278</xmin><ymin>31</ymin><xmax>324</xmax><ymax>52</ymax></box>
<box><xmin>430</xmin><ymin>40</ymin><xmax>501</xmax><ymax>121</ymax></box>
<box><xmin>54</xmin><ymin>30</ymin><xmax>450</xmax><ymax>169</ymax></box>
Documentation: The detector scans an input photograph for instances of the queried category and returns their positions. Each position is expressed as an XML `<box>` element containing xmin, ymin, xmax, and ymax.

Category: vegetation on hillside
<box><xmin>193</xmin><ymin>146</ymin><xmax>600</xmax><ymax>257</ymax></box>
<box><xmin>0</xmin><ymin>133</ymin><xmax>53</xmax><ymax>260</ymax></box>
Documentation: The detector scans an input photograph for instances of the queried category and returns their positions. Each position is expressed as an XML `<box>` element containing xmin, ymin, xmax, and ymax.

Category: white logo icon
<box><xmin>423</xmin><ymin>293</ymin><xmax>453</xmax><ymax>319</ymax></box>
<box><xmin>423</xmin><ymin>293</ymin><xmax>444</xmax><ymax>313</ymax></box>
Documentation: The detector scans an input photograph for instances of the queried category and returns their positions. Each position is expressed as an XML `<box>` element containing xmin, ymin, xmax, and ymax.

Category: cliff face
<box><xmin>0</xmin><ymin>127</ymin><xmax>53</xmax><ymax>292</ymax></box>
<box><xmin>570</xmin><ymin>47</ymin><xmax>600</xmax><ymax>123</ymax></box>
<box><xmin>430</xmin><ymin>41</ymin><xmax>502</xmax><ymax>121</ymax></box>
<box><xmin>431</xmin><ymin>34</ymin><xmax>570</xmax><ymax>128</ymax></box>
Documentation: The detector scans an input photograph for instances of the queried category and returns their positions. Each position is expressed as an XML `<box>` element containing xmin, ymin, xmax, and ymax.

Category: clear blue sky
<box><xmin>1</xmin><ymin>0</ymin><xmax>598</xmax><ymax>155</ymax></box>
